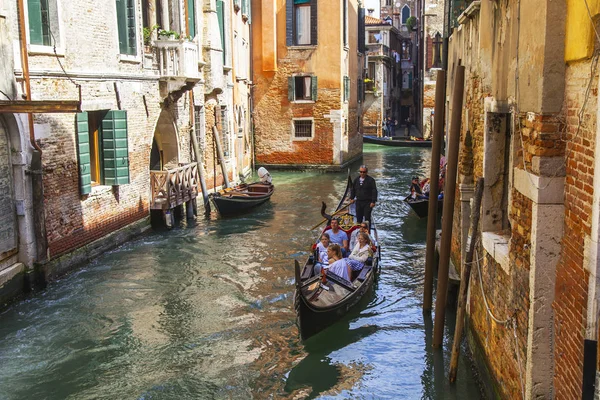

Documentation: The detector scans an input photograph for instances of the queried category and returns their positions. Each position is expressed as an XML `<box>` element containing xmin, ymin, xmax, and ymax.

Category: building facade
<box><xmin>251</xmin><ymin>0</ymin><xmax>362</xmax><ymax>169</ymax></box>
<box><xmin>421</xmin><ymin>0</ymin><xmax>444</xmax><ymax>139</ymax></box>
<box><xmin>0</xmin><ymin>0</ymin><xmax>252</xmax><ymax>305</ymax></box>
<box><xmin>446</xmin><ymin>0</ymin><xmax>600</xmax><ymax>397</ymax></box>
<box><xmin>362</xmin><ymin>14</ymin><xmax>403</xmax><ymax>136</ymax></box>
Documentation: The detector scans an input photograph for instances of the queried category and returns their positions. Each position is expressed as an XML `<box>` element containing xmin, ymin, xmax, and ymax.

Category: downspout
<box><xmin>17</xmin><ymin>0</ymin><xmax>48</xmax><ymax>263</ymax></box>
<box><xmin>249</xmin><ymin>3</ymin><xmax>255</xmax><ymax>173</ymax></box>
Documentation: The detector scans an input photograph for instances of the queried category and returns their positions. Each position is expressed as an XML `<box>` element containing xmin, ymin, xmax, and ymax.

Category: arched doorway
<box><xmin>150</xmin><ymin>110</ymin><xmax>180</xmax><ymax>171</ymax></box>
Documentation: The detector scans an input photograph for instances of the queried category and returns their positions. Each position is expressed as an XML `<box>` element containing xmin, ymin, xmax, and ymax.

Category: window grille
<box><xmin>194</xmin><ymin>106</ymin><xmax>205</xmax><ymax>157</ymax></box>
<box><xmin>219</xmin><ymin>106</ymin><xmax>231</xmax><ymax>157</ymax></box>
<box><xmin>294</xmin><ymin>120</ymin><xmax>312</xmax><ymax>138</ymax></box>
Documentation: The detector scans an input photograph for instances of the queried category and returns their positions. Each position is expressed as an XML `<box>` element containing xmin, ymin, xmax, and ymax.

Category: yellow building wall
<box><xmin>565</xmin><ymin>0</ymin><xmax>600</xmax><ymax>62</ymax></box>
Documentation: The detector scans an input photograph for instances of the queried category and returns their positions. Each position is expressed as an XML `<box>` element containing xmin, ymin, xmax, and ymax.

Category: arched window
<box><xmin>401</xmin><ymin>5</ymin><xmax>410</xmax><ymax>24</ymax></box>
<box><xmin>432</xmin><ymin>32</ymin><xmax>443</xmax><ymax>68</ymax></box>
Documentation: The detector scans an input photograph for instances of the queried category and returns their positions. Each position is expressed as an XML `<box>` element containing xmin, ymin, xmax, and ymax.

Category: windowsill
<box><xmin>29</xmin><ymin>44</ymin><xmax>65</xmax><ymax>57</ymax></box>
<box><xmin>292</xmin><ymin>136</ymin><xmax>314</xmax><ymax>141</ymax></box>
<box><xmin>236</xmin><ymin>77</ymin><xmax>248</xmax><ymax>82</ymax></box>
<box><xmin>292</xmin><ymin>100</ymin><xmax>315</xmax><ymax>104</ymax></box>
<box><xmin>89</xmin><ymin>185</ymin><xmax>113</xmax><ymax>197</ymax></box>
<box><xmin>481</xmin><ymin>231</ymin><xmax>510</xmax><ymax>274</ymax></box>
<box><xmin>119</xmin><ymin>54</ymin><xmax>141</xmax><ymax>64</ymax></box>
<box><xmin>287</xmin><ymin>45</ymin><xmax>317</xmax><ymax>50</ymax></box>
<box><xmin>223</xmin><ymin>65</ymin><xmax>232</xmax><ymax>72</ymax></box>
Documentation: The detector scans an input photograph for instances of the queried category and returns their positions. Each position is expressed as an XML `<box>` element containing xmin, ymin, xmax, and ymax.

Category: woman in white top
<box><xmin>347</xmin><ymin>232</ymin><xmax>373</xmax><ymax>272</ymax></box>
<box><xmin>325</xmin><ymin>243</ymin><xmax>352</xmax><ymax>281</ymax></box>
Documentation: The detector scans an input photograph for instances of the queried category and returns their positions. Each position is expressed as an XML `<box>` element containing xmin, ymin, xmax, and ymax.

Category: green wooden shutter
<box><xmin>102</xmin><ymin>110</ymin><xmax>130</xmax><ymax>185</ymax></box>
<box><xmin>76</xmin><ymin>112</ymin><xmax>92</xmax><ymax>195</ymax></box>
<box><xmin>187</xmin><ymin>0</ymin><xmax>196</xmax><ymax>38</ymax></box>
<box><xmin>288</xmin><ymin>77</ymin><xmax>295</xmax><ymax>101</ymax></box>
<box><xmin>28</xmin><ymin>0</ymin><xmax>43</xmax><ymax>45</ymax></box>
<box><xmin>126</xmin><ymin>0</ymin><xmax>136</xmax><ymax>54</ymax></box>
<box><xmin>247</xmin><ymin>0</ymin><xmax>251</xmax><ymax>24</ymax></box>
<box><xmin>116</xmin><ymin>0</ymin><xmax>128</xmax><ymax>54</ymax></box>
<box><xmin>217</xmin><ymin>0</ymin><xmax>226</xmax><ymax>64</ymax></box>
<box><xmin>242</xmin><ymin>0</ymin><xmax>247</xmax><ymax>15</ymax></box>
<box><xmin>311</xmin><ymin>76</ymin><xmax>318</xmax><ymax>101</ymax></box>
<box><xmin>234</xmin><ymin>0</ymin><xmax>240</xmax><ymax>8</ymax></box>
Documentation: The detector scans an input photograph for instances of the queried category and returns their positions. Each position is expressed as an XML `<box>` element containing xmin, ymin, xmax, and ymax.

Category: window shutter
<box><xmin>246</xmin><ymin>0</ymin><xmax>251</xmax><ymax>24</ymax></box>
<box><xmin>344</xmin><ymin>76</ymin><xmax>350</xmax><ymax>102</ymax></box>
<box><xmin>311</xmin><ymin>76</ymin><xmax>318</xmax><ymax>101</ymax></box>
<box><xmin>126</xmin><ymin>0</ymin><xmax>136</xmax><ymax>55</ymax></box>
<box><xmin>217</xmin><ymin>0</ymin><xmax>226</xmax><ymax>64</ymax></box>
<box><xmin>76</xmin><ymin>113</ymin><xmax>92</xmax><ymax>195</ymax></box>
<box><xmin>27</xmin><ymin>0</ymin><xmax>43</xmax><ymax>45</ymax></box>
<box><xmin>116</xmin><ymin>0</ymin><xmax>128</xmax><ymax>54</ymax></box>
<box><xmin>242</xmin><ymin>0</ymin><xmax>247</xmax><ymax>16</ymax></box>
<box><xmin>234</xmin><ymin>0</ymin><xmax>240</xmax><ymax>9</ymax></box>
<box><xmin>288</xmin><ymin>77</ymin><xmax>295</xmax><ymax>101</ymax></box>
<box><xmin>310</xmin><ymin>0</ymin><xmax>317</xmax><ymax>45</ymax></box>
<box><xmin>286</xmin><ymin>0</ymin><xmax>293</xmax><ymax>46</ymax></box>
<box><xmin>187</xmin><ymin>0</ymin><xmax>196</xmax><ymax>38</ymax></box>
<box><xmin>102</xmin><ymin>110</ymin><xmax>130</xmax><ymax>186</ymax></box>
<box><xmin>358</xmin><ymin>7</ymin><xmax>366</xmax><ymax>53</ymax></box>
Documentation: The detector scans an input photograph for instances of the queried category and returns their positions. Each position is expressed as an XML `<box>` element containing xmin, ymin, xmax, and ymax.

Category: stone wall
<box><xmin>554</xmin><ymin>58</ymin><xmax>598</xmax><ymax>400</ymax></box>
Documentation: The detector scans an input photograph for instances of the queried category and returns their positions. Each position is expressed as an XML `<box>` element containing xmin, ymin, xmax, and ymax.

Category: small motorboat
<box><xmin>209</xmin><ymin>168</ymin><xmax>274</xmax><ymax>216</ymax></box>
<box><xmin>294</xmin><ymin>174</ymin><xmax>381</xmax><ymax>341</ymax></box>
<box><xmin>363</xmin><ymin>135</ymin><xmax>432</xmax><ymax>147</ymax></box>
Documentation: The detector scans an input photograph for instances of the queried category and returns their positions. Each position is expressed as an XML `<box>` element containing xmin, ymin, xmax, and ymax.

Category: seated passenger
<box><xmin>411</xmin><ymin>176</ymin><xmax>423</xmax><ymax>194</ymax></box>
<box><xmin>347</xmin><ymin>232</ymin><xmax>373</xmax><ymax>272</ymax></box>
<box><xmin>349</xmin><ymin>221</ymin><xmax>375</xmax><ymax>250</ymax></box>
<box><xmin>313</xmin><ymin>233</ymin><xmax>330</xmax><ymax>275</ymax></box>
<box><xmin>421</xmin><ymin>178</ymin><xmax>431</xmax><ymax>197</ymax></box>
<box><xmin>325</xmin><ymin>244</ymin><xmax>352</xmax><ymax>281</ymax></box>
<box><xmin>409</xmin><ymin>186</ymin><xmax>428</xmax><ymax>201</ymax></box>
<box><xmin>324</xmin><ymin>218</ymin><xmax>349</xmax><ymax>257</ymax></box>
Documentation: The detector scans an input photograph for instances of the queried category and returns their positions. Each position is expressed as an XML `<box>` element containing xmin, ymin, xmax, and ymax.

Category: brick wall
<box><xmin>554</xmin><ymin>58</ymin><xmax>598</xmax><ymax>399</ymax></box>
<box><xmin>426</xmin><ymin>36</ymin><xmax>433</xmax><ymax>70</ymax></box>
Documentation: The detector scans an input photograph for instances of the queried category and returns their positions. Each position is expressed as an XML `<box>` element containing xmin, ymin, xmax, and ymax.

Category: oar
<box><xmin>310</xmin><ymin>202</ymin><xmax>351</xmax><ymax>230</ymax></box>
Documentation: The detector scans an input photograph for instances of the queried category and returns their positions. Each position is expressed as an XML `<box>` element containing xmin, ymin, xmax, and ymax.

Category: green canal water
<box><xmin>0</xmin><ymin>145</ymin><xmax>484</xmax><ymax>399</ymax></box>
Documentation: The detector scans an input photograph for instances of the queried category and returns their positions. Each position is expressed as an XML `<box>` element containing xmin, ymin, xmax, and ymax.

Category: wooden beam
<box><xmin>0</xmin><ymin>100</ymin><xmax>81</xmax><ymax>114</ymax></box>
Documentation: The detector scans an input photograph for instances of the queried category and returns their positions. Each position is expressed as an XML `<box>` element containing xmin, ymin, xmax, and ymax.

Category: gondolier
<box><xmin>350</xmin><ymin>165</ymin><xmax>378</xmax><ymax>223</ymax></box>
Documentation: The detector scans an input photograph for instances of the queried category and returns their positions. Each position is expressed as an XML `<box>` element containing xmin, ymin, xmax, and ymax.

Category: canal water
<box><xmin>0</xmin><ymin>145</ymin><xmax>484</xmax><ymax>399</ymax></box>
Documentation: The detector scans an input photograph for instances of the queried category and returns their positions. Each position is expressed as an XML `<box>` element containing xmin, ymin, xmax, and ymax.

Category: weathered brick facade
<box><xmin>252</xmin><ymin>0</ymin><xmax>362</xmax><ymax>168</ymax></box>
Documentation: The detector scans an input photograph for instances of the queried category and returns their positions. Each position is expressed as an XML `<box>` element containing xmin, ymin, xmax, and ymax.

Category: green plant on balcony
<box><xmin>158</xmin><ymin>29</ymin><xmax>180</xmax><ymax>40</ymax></box>
<box><xmin>406</xmin><ymin>16</ymin><xmax>417</xmax><ymax>31</ymax></box>
<box><xmin>143</xmin><ymin>24</ymin><xmax>160</xmax><ymax>45</ymax></box>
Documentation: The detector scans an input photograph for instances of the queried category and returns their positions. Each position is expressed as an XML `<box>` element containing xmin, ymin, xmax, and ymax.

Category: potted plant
<box><xmin>406</xmin><ymin>16</ymin><xmax>417</xmax><ymax>31</ymax></box>
<box><xmin>143</xmin><ymin>24</ymin><xmax>160</xmax><ymax>46</ymax></box>
<box><xmin>158</xmin><ymin>29</ymin><xmax>180</xmax><ymax>40</ymax></box>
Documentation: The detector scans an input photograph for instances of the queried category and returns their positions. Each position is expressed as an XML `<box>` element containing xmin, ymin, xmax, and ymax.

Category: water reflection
<box><xmin>0</xmin><ymin>145</ymin><xmax>484</xmax><ymax>399</ymax></box>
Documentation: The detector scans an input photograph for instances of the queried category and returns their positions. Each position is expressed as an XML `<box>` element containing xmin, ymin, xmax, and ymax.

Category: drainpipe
<box><xmin>17</xmin><ymin>0</ymin><xmax>48</xmax><ymax>263</ymax></box>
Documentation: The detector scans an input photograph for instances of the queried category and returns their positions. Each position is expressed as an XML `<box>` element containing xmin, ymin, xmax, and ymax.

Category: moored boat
<box><xmin>363</xmin><ymin>135</ymin><xmax>432</xmax><ymax>147</ymax></box>
<box><xmin>209</xmin><ymin>182</ymin><xmax>274</xmax><ymax>216</ymax></box>
<box><xmin>403</xmin><ymin>195</ymin><xmax>443</xmax><ymax>218</ymax></box>
<box><xmin>294</xmin><ymin>175</ymin><xmax>381</xmax><ymax>341</ymax></box>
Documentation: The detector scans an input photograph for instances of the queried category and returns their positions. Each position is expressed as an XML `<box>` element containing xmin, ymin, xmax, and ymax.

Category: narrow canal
<box><xmin>0</xmin><ymin>145</ymin><xmax>484</xmax><ymax>399</ymax></box>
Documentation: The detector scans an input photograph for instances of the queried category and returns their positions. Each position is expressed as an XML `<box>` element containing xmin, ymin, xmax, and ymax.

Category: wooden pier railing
<box><xmin>150</xmin><ymin>163</ymin><xmax>200</xmax><ymax>210</ymax></box>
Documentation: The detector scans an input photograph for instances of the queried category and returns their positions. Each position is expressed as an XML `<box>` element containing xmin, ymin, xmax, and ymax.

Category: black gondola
<box><xmin>209</xmin><ymin>182</ymin><xmax>274</xmax><ymax>216</ymax></box>
<box><xmin>403</xmin><ymin>195</ymin><xmax>443</xmax><ymax>218</ymax></box>
<box><xmin>363</xmin><ymin>135</ymin><xmax>432</xmax><ymax>147</ymax></box>
<box><xmin>294</xmin><ymin>175</ymin><xmax>381</xmax><ymax>341</ymax></box>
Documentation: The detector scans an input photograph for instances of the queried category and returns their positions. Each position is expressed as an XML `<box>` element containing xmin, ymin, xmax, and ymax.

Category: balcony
<box><xmin>150</xmin><ymin>163</ymin><xmax>200</xmax><ymax>211</ymax></box>
<box><xmin>366</xmin><ymin>43</ymin><xmax>392</xmax><ymax>59</ymax></box>
<box><xmin>155</xmin><ymin>39</ymin><xmax>201</xmax><ymax>98</ymax></box>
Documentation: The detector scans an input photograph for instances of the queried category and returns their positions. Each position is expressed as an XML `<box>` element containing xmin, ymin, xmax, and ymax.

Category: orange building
<box><xmin>251</xmin><ymin>0</ymin><xmax>363</xmax><ymax>169</ymax></box>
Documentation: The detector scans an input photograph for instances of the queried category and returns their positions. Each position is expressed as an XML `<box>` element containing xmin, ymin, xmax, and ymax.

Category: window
<box><xmin>401</xmin><ymin>5</ymin><xmax>410</xmax><ymax>24</ymax></box>
<box><xmin>343</xmin><ymin>0</ymin><xmax>348</xmax><ymax>47</ymax></box>
<box><xmin>27</xmin><ymin>0</ymin><xmax>60</xmax><ymax>46</ymax></box>
<box><xmin>366</xmin><ymin>62</ymin><xmax>376</xmax><ymax>91</ymax></box>
<box><xmin>76</xmin><ymin>111</ymin><xmax>130</xmax><ymax>195</ymax></box>
<box><xmin>385</xmin><ymin>0</ymin><xmax>392</xmax><ymax>5</ymax></box>
<box><xmin>218</xmin><ymin>106</ymin><xmax>231</xmax><ymax>157</ymax></box>
<box><xmin>116</xmin><ymin>0</ymin><xmax>137</xmax><ymax>55</ymax></box>
<box><xmin>187</xmin><ymin>0</ymin><xmax>196</xmax><ymax>38</ymax></box>
<box><xmin>432</xmin><ymin>32</ymin><xmax>443</xmax><ymax>68</ymax></box>
<box><xmin>343</xmin><ymin>76</ymin><xmax>350</xmax><ymax>102</ymax></box>
<box><xmin>368</xmin><ymin>31</ymin><xmax>381</xmax><ymax>44</ymax></box>
<box><xmin>288</xmin><ymin>75</ymin><xmax>317</xmax><ymax>102</ymax></box>
<box><xmin>194</xmin><ymin>106</ymin><xmax>206</xmax><ymax>158</ymax></box>
<box><xmin>217</xmin><ymin>0</ymin><xmax>227</xmax><ymax>64</ymax></box>
<box><xmin>241</xmin><ymin>0</ymin><xmax>251</xmax><ymax>22</ymax></box>
<box><xmin>293</xmin><ymin>119</ymin><xmax>313</xmax><ymax>139</ymax></box>
<box><xmin>287</xmin><ymin>0</ymin><xmax>317</xmax><ymax>46</ymax></box>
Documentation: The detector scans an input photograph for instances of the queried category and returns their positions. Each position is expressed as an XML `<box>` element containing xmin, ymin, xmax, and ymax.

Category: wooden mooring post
<box><xmin>424</xmin><ymin>69</ymin><xmax>446</xmax><ymax>312</ymax></box>
<box><xmin>448</xmin><ymin>177</ymin><xmax>484</xmax><ymax>382</ymax></box>
<box><xmin>433</xmin><ymin>65</ymin><xmax>465</xmax><ymax>348</ymax></box>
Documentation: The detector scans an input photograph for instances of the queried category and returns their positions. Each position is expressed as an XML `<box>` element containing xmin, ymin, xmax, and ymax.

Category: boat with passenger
<box><xmin>294</xmin><ymin>175</ymin><xmax>381</xmax><ymax>341</ymax></box>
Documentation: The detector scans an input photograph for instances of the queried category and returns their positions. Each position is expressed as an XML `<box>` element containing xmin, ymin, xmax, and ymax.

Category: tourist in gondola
<box><xmin>350</xmin><ymin>165</ymin><xmax>378</xmax><ymax>224</ymax></box>
<box><xmin>313</xmin><ymin>233</ymin><xmax>330</xmax><ymax>275</ymax></box>
<box><xmin>324</xmin><ymin>218</ymin><xmax>349</xmax><ymax>257</ymax></box>
<box><xmin>324</xmin><ymin>244</ymin><xmax>352</xmax><ymax>281</ymax></box>
<box><xmin>349</xmin><ymin>221</ymin><xmax>375</xmax><ymax>250</ymax></box>
<box><xmin>347</xmin><ymin>232</ymin><xmax>373</xmax><ymax>273</ymax></box>
<box><xmin>411</xmin><ymin>176</ymin><xmax>423</xmax><ymax>194</ymax></box>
